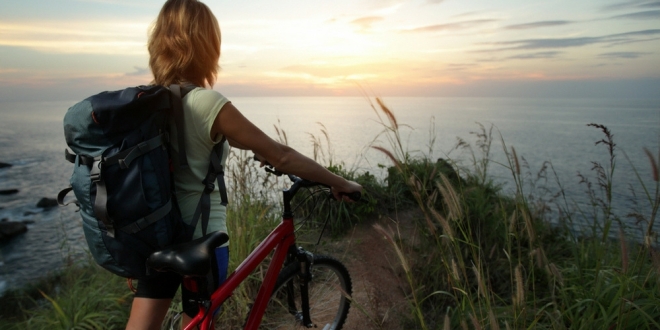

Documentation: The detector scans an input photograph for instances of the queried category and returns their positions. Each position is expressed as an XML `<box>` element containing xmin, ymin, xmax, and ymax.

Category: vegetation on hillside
<box><xmin>362</xmin><ymin>99</ymin><xmax>660</xmax><ymax>329</ymax></box>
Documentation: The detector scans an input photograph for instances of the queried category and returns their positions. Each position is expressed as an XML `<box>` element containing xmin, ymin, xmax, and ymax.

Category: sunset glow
<box><xmin>0</xmin><ymin>0</ymin><xmax>658</xmax><ymax>100</ymax></box>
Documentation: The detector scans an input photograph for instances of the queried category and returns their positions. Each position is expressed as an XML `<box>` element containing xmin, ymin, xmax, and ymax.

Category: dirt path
<box><xmin>316</xmin><ymin>211</ymin><xmax>419</xmax><ymax>330</ymax></box>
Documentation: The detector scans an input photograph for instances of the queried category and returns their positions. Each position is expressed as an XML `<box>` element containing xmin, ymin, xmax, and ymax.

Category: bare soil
<box><xmin>316</xmin><ymin>210</ymin><xmax>421</xmax><ymax>330</ymax></box>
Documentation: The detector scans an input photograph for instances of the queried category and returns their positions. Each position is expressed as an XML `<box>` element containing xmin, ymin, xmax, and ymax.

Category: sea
<box><xmin>0</xmin><ymin>96</ymin><xmax>658</xmax><ymax>295</ymax></box>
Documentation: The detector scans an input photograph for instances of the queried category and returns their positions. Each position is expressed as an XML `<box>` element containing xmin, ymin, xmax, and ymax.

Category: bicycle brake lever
<box><xmin>253</xmin><ymin>154</ymin><xmax>285</xmax><ymax>176</ymax></box>
<box><xmin>264</xmin><ymin>166</ymin><xmax>283</xmax><ymax>176</ymax></box>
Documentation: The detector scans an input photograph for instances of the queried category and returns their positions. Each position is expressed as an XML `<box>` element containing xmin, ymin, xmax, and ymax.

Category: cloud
<box><xmin>450</xmin><ymin>11</ymin><xmax>491</xmax><ymax>19</ymax></box>
<box><xmin>609</xmin><ymin>9</ymin><xmax>660</xmax><ymax>19</ymax></box>
<box><xmin>443</xmin><ymin>63</ymin><xmax>473</xmax><ymax>71</ymax></box>
<box><xmin>358</xmin><ymin>2</ymin><xmax>405</xmax><ymax>16</ymax></box>
<box><xmin>598</xmin><ymin>51</ymin><xmax>652</xmax><ymax>59</ymax></box>
<box><xmin>481</xmin><ymin>29</ymin><xmax>660</xmax><ymax>51</ymax></box>
<box><xmin>0</xmin><ymin>68</ymin><xmax>20</xmax><ymax>74</ymax></box>
<box><xmin>504</xmin><ymin>20</ymin><xmax>574</xmax><ymax>30</ymax></box>
<box><xmin>278</xmin><ymin>62</ymin><xmax>379</xmax><ymax>78</ymax></box>
<box><xmin>403</xmin><ymin>19</ymin><xmax>498</xmax><ymax>33</ymax></box>
<box><xmin>426</xmin><ymin>0</ymin><xmax>444</xmax><ymax>4</ymax></box>
<box><xmin>601</xmin><ymin>0</ymin><xmax>660</xmax><ymax>11</ymax></box>
<box><xmin>501</xmin><ymin>10</ymin><xmax>658</xmax><ymax>31</ymax></box>
<box><xmin>73</xmin><ymin>0</ymin><xmax>155</xmax><ymax>7</ymax></box>
<box><xmin>506</xmin><ymin>51</ymin><xmax>564</xmax><ymax>59</ymax></box>
<box><xmin>0</xmin><ymin>72</ymin><xmax>147</xmax><ymax>102</ymax></box>
<box><xmin>639</xmin><ymin>1</ymin><xmax>660</xmax><ymax>8</ymax></box>
<box><xmin>486</xmin><ymin>37</ymin><xmax>599</xmax><ymax>51</ymax></box>
<box><xmin>604</xmin><ymin>36</ymin><xmax>660</xmax><ymax>47</ymax></box>
<box><xmin>350</xmin><ymin>16</ymin><xmax>384</xmax><ymax>31</ymax></box>
<box><xmin>474</xmin><ymin>51</ymin><xmax>564</xmax><ymax>63</ymax></box>
<box><xmin>0</xmin><ymin>21</ymin><xmax>149</xmax><ymax>55</ymax></box>
<box><xmin>125</xmin><ymin>66</ymin><xmax>150</xmax><ymax>77</ymax></box>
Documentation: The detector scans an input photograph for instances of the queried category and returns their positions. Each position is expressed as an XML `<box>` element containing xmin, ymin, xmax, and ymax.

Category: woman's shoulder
<box><xmin>187</xmin><ymin>87</ymin><xmax>230</xmax><ymax>109</ymax></box>
<box><xmin>188</xmin><ymin>87</ymin><xmax>228</xmax><ymax>101</ymax></box>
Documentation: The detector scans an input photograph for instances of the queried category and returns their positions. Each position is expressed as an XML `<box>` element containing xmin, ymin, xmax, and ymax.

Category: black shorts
<box><xmin>134</xmin><ymin>271</ymin><xmax>181</xmax><ymax>299</ymax></box>
<box><xmin>135</xmin><ymin>246</ymin><xmax>229</xmax><ymax>317</ymax></box>
<box><xmin>135</xmin><ymin>271</ymin><xmax>202</xmax><ymax>317</ymax></box>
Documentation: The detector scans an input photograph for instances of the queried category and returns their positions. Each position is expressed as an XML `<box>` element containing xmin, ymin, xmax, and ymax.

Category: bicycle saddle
<box><xmin>146</xmin><ymin>231</ymin><xmax>229</xmax><ymax>277</ymax></box>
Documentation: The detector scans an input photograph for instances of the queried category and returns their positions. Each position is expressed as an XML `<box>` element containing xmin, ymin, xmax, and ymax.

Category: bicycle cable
<box><xmin>290</xmin><ymin>188</ymin><xmax>330</xmax><ymax>229</ymax></box>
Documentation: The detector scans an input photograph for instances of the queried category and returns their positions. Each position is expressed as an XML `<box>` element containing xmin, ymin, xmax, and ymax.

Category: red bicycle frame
<box><xmin>185</xmin><ymin>215</ymin><xmax>296</xmax><ymax>330</ymax></box>
<box><xmin>178</xmin><ymin>168</ymin><xmax>360</xmax><ymax>329</ymax></box>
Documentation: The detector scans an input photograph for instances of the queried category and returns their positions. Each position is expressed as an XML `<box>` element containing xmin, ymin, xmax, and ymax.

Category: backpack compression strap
<box><xmin>97</xmin><ymin>85</ymin><xmax>186</xmax><ymax>236</ymax></box>
<box><xmin>189</xmin><ymin>137</ymin><xmax>229</xmax><ymax>236</ymax></box>
<box><xmin>60</xmin><ymin>85</ymin><xmax>185</xmax><ymax>238</ymax></box>
<box><xmin>60</xmin><ymin>132</ymin><xmax>170</xmax><ymax>237</ymax></box>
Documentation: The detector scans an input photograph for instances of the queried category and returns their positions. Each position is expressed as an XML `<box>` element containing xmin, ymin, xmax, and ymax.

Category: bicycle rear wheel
<box><xmin>260</xmin><ymin>255</ymin><xmax>352</xmax><ymax>329</ymax></box>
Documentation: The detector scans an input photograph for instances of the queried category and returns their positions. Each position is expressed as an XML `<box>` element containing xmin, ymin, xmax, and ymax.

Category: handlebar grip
<box><xmin>253</xmin><ymin>154</ymin><xmax>272</xmax><ymax>167</ymax></box>
<box><xmin>253</xmin><ymin>154</ymin><xmax>268</xmax><ymax>165</ymax></box>
<box><xmin>340</xmin><ymin>191</ymin><xmax>362</xmax><ymax>202</ymax></box>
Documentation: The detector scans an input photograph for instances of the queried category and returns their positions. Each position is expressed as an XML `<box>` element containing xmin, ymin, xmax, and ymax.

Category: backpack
<box><xmin>57</xmin><ymin>84</ymin><xmax>228</xmax><ymax>279</ymax></box>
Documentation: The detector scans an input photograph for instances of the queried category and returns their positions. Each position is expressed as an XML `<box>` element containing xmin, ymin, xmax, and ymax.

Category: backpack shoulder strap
<box><xmin>170</xmin><ymin>84</ymin><xmax>189</xmax><ymax>169</ymax></box>
<box><xmin>180</xmin><ymin>83</ymin><xmax>197</xmax><ymax>96</ymax></box>
<box><xmin>172</xmin><ymin>84</ymin><xmax>228</xmax><ymax>236</ymax></box>
<box><xmin>169</xmin><ymin>83</ymin><xmax>200</xmax><ymax>169</ymax></box>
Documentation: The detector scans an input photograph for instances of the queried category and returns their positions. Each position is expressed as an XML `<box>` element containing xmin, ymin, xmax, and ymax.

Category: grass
<box><xmin>1</xmin><ymin>97</ymin><xmax>658</xmax><ymax>329</ymax></box>
<box><xmin>366</xmin><ymin>98</ymin><xmax>660</xmax><ymax>329</ymax></box>
<box><xmin>0</xmin><ymin>258</ymin><xmax>131</xmax><ymax>330</ymax></box>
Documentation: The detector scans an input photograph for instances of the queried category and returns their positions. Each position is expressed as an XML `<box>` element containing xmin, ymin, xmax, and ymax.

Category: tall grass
<box><xmin>209</xmin><ymin>149</ymin><xmax>284</xmax><ymax>328</ymax></box>
<box><xmin>369</xmin><ymin>97</ymin><xmax>660</xmax><ymax>329</ymax></box>
<box><xmin>0</xmin><ymin>259</ymin><xmax>132</xmax><ymax>330</ymax></box>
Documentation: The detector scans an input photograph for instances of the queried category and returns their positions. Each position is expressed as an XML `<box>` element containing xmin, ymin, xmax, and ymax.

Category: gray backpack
<box><xmin>58</xmin><ymin>84</ymin><xmax>227</xmax><ymax>279</ymax></box>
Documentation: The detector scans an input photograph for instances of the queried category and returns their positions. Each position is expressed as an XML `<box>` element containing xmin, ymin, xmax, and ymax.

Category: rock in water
<box><xmin>0</xmin><ymin>162</ymin><xmax>11</xmax><ymax>169</ymax></box>
<box><xmin>0</xmin><ymin>220</ymin><xmax>28</xmax><ymax>242</ymax></box>
<box><xmin>37</xmin><ymin>197</ymin><xmax>58</xmax><ymax>208</ymax></box>
<box><xmin>0</xmin><ymin>189</ymin><xmax>19</xmax><ymax>195</ymax></box>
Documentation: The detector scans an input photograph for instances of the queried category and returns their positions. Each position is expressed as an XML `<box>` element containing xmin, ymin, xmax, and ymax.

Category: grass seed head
<box><xmin>376</xmin><ymin>97</ymin><xmax>398</xmax><ymax>130</ymax></box>
<box><xmin>644</xmin><ymin>147</ymin><xmax>659</xmax><ymax>182</ymax></box>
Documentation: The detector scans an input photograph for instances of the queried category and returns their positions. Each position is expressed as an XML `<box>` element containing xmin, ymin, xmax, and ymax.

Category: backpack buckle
<box><xmin>202</xmin><ymin>178</ymin><xmax>215</xmax><ymax>194</ymax></box>
<box><xmin>90</xmin><ymin>160</ymin><xmax>102</xmax><ymax>182</ymax></box>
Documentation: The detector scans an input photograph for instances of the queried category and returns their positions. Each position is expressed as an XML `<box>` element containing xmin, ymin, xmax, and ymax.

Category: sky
<box><xmin>0</xmin><ymin>0</ymin><xmax>659</xmax><ymax>101</ymax></box>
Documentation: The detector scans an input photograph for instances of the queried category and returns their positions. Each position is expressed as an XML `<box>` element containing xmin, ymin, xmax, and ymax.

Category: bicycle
<box><xmin>146</xmin><ymin>162</ymin><xmax>361</xmax><ymax>329</ymax></box>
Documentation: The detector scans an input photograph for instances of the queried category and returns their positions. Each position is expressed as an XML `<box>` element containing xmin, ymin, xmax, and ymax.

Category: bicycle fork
<box><xmin>286</xmin><ymin>246</ymin><xmax>315</xmax><ymax>327</ymax></box>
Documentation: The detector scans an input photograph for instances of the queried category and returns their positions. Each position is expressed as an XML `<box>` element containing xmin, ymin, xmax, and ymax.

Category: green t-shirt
<box><xmin>170</xmin><ymin>87</ymin><xmax>230</xmax><ymax>242</ymax></box>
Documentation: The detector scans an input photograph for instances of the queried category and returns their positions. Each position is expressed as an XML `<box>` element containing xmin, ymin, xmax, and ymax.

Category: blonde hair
<box><xmin>148</xmin><ymin>0</ymin><xmax>221</xmax><ymax>87</ymax></box>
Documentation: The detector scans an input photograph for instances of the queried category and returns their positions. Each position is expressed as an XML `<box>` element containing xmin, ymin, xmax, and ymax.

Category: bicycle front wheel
<box><xmin>260</xmin><ymin>255</ymin><xmax>352</xmax><ymax>330</ymax></box>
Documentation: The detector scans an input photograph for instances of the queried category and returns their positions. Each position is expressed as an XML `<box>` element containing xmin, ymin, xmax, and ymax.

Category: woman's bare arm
<box><xmin>227</xmin><ymin>138</ymin><xmax>247</xmax><ymax>150</ymax></box>
<box><xmin>212</xmin><ymin>102</ymin><xmax>362</xmax><ymax>198</ymax></box>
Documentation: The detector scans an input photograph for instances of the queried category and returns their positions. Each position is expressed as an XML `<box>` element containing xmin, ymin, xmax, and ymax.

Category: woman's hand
<box><xmin>331</xmin><ymin>180</ymin><xmax>363</xmax><ymax>202</ymax></box>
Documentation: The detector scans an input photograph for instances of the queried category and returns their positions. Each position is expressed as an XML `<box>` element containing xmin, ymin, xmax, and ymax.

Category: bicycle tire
<box><xmin>259</xmin><ymin>255</ymin><xmax>352</xmax><ymax>329</ymax></box>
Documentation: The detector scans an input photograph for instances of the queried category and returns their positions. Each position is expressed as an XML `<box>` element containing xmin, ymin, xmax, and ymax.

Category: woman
<box><xmin>126</xmin><ymin>0</ymin><xmax>363</xmax><ymax>329</ymax></box>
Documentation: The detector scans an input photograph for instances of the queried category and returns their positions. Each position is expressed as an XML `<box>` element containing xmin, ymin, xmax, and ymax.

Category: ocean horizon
<box><xmin>1</xmin><ymin>95</ymin><xmax>658</xmax><ymax>294</ymax></box>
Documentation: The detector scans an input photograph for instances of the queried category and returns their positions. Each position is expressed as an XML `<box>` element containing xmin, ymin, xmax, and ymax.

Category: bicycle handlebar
<box><xmin>252</xmin><ymin>154</ymin><xmax>361</xmax><ymax>202</ymax></box>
